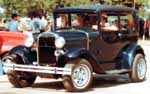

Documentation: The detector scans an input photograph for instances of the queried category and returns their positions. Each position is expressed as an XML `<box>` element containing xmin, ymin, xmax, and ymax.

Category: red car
<box><xmin>0</xmin><ymin>31</ymin><xmax>33</xmax><ymax>57</ymax></box>
<box><xmin>0</xmin><ymin>31</ymin><xmax>34</xmax><ymax>75</ymax></box>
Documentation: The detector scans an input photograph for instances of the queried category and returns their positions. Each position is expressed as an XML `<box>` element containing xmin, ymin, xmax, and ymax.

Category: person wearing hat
<box><xmin>7</xmin><ymin>13</ymin><xmax>22</xmax><ymax>32</ymax></box>
<box><xmin>101</xmin><ymin>14</ymin><xmax>109</xmax><ymax>27</ymax></box>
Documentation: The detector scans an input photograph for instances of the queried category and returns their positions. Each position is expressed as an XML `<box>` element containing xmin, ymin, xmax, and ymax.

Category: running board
<box><xmin>3</xmin><ymin>63</ymin><xmax>72</xmax><ymax>75</ymax></box>
<box><xmin>105</xmin><ymin>69</ymin><xmax>129</xmax><ymax>74</ymax></box>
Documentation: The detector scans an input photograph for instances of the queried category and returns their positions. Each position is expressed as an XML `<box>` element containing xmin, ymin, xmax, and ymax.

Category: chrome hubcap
<box><xmin>137</xmin><ymin>59</ymin><xmax>146</xmax><ymax>79</ymax></box>
<box><xmin>72</xmin><ymin>64</ymin><xmax>91</xmax><ymax>89</ymax></box>
<box><xmin>3</xmin><ymin>59</ymin><xmax>12</xmax><ymax>73</ymax></box>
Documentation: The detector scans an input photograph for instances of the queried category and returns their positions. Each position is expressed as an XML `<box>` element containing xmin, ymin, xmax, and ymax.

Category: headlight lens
<box><xmin>55</xmin><ymin>36</ymin><xmax>65</xmax><ymax>49</ymax></box>
<box><xmin>24</xmin><ymin>36</ymin><xmax>34</xmax><ymax>47</ymax></box>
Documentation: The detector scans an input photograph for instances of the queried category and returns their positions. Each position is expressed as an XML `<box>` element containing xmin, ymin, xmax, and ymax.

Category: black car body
<box><xmin>3</xmin><ymin>4</ymin><xmax>147</xmax><ymax>92</ymax></box>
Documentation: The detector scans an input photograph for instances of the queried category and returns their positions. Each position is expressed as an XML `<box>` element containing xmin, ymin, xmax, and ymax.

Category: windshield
<box><xmin>54</xmin><ymin>13</ymin><xmax>98</xmax><ymax>31</ymax></box>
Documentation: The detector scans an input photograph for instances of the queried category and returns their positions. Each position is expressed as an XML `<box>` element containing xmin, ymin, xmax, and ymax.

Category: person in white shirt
<box><xmin>8</xmin><ymin>13</ymin><xmax>22</xmax><ymax>32</ymax></box>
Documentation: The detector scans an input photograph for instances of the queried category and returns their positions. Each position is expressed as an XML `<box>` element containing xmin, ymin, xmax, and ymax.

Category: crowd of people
<box><xmin>140</xmin><ymin>17</ymin><xmax>150</xmax><ymax>40</ymax></box>
<box><xmin>0</xmin><ymin>11</ymin><xmax>53</xmax><ymax>75</ymax></box>
<box><xmin>6</xmin><ymin>11</ymin><xmax>52</xmax><ymax>33</ymax></box>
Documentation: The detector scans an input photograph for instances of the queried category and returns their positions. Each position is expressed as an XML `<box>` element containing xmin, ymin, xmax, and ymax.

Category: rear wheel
<box><xmin>130</xmin><ymin>54</ymin><xmax>147</xmax><ymax>82</ymax></box>
<box><xmin>63</xmin><ymin>58</ymin><xmax>93</xmax><ymax>92</ymax></box>
<box><xmin>3</xmin><ymin>54</ymin><xmax>36</xmax><ymax>88</ymax></box>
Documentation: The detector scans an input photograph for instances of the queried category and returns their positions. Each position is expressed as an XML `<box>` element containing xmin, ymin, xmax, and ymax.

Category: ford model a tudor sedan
<box><xmin>3</xmin><ymin>5</ymin><xmax>147</xmax><ymax>91</ymax></box>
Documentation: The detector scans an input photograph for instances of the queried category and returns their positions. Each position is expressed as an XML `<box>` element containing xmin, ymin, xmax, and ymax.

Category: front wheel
<box><xmin>130</xmin><ymin>54</ymin><xmax>147</xmax><ymax>82</ymax></box>
<box><xmin>3</xmin><ymin>54</ymin><xmax>36</xmax><ymax>88</ymax></box>
<box><xmin>63</xmin><ymin>58</ymin><xmax>93</xmax><ymax>92</ymax></box>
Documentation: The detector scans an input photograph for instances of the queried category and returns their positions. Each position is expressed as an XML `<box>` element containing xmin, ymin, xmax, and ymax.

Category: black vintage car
<box><xmin>3</xmin><ymin>4</ymin><xmax>147</xmax><ymax>92</ymax></box>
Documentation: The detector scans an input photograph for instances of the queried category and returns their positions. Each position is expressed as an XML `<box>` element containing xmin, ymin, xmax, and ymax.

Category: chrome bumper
<box><xmin>3</xmin><ymin>63</ymin><xmax>72</xmax><ymax>75</ymax></box>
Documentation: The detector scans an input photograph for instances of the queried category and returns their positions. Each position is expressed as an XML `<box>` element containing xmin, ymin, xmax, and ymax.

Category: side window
<box><xmin>71</xmin><ymin>14</ymin><xmax>83</xmax><ymax>28</ymax></box>
<box><xmin>56</xmin><ymin>14</ymin><xmax>68</xmax><ymax>29</ymax></box>
<box><xmin>82</xmin><ymin>14</ymin><xmax>98</xmax><ymax>31</ymax></box>
<box><xmin>101</xmin><ymin>14</ymin><xmax>119</xmax><ymax>32</ymax></box>
<box><xmin>100</xmin><ymin>13</ymin><xmax>135</xmax><ymax>32</ymax></box>
<box><xmin>71</xmin><ymin>13</ymin><xmax>98</xmax><ymax>31</ymax></box>
<box><xmin>120</xmin><ymin>14</ymin><xmax>134</xmax><ymax>31</ymax></box>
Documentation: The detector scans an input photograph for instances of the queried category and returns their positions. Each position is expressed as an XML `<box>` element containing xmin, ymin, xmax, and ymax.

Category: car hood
<box><xmin>56</xmin><ymin>29</ymin><xmax>89</xmax><ymax>41</ymax></box>
<box><xmin>39</xmin><ymin>29</ymin><xmax>92</xmax><ymax>50</ymax></box>
<box><xmin>0</xmin><ymin>31</ymin><xmax>27</xmax><ymax>54</ymax></box>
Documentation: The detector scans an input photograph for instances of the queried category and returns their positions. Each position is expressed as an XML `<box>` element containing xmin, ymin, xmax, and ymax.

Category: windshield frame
<box><xmin>53</xmin><ymin>12</ymin><xmax>100</xmax><ymax>32</ymax></box>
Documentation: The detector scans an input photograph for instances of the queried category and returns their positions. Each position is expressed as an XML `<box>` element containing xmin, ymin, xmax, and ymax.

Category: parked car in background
<box><xmin>3</xmin><ymin>4</ymin><xmax>147</xmax><ymax>92</ymax></box>
<box><xmin>0</xmin><ymin>31</ymin><xmax>34</xmax><ymax>74</ymax></box>
<box><xmin>0</xmin><ymin>31</ymin><xmax>34</xmax><ymax>57</ymax></box>
<box><xmin>0</xmin><ymin>27</ymin><xmax>8</xmax><ymax>31</ymax></box>
<box><xmin>0</xmin><ymin>31</ymin><xmax>25</xmax><ymax>56</ymax></box>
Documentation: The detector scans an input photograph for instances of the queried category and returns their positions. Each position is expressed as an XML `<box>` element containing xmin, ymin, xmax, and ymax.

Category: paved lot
<box><xmin>0</xmin><ymin>40</ymin><xmax>150</xmax><ymax>94</ymax></box>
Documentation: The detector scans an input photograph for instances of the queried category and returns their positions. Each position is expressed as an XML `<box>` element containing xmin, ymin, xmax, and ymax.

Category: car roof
<box><xmin>53</xmin><ymin>4</ymin><xmax>137</xmax><ymax>14</ymax></box>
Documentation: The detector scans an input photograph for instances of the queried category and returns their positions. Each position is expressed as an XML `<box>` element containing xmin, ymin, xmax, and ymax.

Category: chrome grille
<box><xmin>38</xmin><ymin>37</ymin><xmax>56</xmax><ymax>64</ymax></box>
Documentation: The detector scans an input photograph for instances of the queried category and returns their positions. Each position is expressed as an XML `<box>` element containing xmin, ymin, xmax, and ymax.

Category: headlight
<box><xmin>24</xmin><ymin>36</ymin><xmax>34</xmax><ymax>47</ymax></box>
<box><xmin>55</xmin><ymin>36</ymin><xmax>65</xmax><ymax>49</ymax></box>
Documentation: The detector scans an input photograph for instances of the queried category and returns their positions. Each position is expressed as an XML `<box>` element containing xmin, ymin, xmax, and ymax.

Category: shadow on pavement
<box><xmin>31</xmin><ymin>74</ymin><xmax>130</xmax><ymax>91</ymax></box>
<box><xmin>32</xmin><ymin>80</ymin><xmax>64</xmax><ymax>90</ymax></box>
<box><xmin>0</xmin><ymin>93</ymin><xmax>16</xmax><ymax>94</ymax></box>
<box><xmin>92</xmin><ymin>74</ymin><xmax>130</xmax><ymax>88</ymax></box>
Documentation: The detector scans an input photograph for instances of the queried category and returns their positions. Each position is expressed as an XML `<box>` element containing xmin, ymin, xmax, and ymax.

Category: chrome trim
<box><xmin>37</xmin><ymin>33</ymin><xmax>42</xmax><ymax>65</ymax></box>
<box><xmin>3</xmin><ymin>63</ymin><xmax>72</xmax><ymax>75</ymax></box>
<box><xmin>38</xmin><ymin>32</ymin><xmax>59</xmax><ymax>39</ymax></box>
<box><xmin>54</xmin><ymin>49</ymin><xmax>65</xmax><ymax>57</ymax></box>
<box><xmin>37</xmin><ymin>32</ymin><xmax>59</xmax><ymax>64</ymax></box>
<box><xmin>105</xmin><ymin>69</ymin><xmax>129</xmax><ymax>74</ymax></box>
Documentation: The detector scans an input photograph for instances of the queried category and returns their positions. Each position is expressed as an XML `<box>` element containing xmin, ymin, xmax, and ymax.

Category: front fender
<box><xmin>64</xmin><ymin>48</ymin><xmax>103</xmax><ymax>73</ymax></box>
<box><xmin>120</xmin><ymin>43</ymin><xmax>145</xmax><ymax>69</ymax></box>
<box><xmin>8</xmin><ymin>46</ymin><xmax>36</xmax><ymax>64</ymax></box>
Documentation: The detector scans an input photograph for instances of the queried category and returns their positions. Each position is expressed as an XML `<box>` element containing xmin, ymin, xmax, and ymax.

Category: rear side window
<box><xmin>54</xmin><ymin>13</ymin><xmax>98</xmax><ymax>31</ymax></box>
<box><xmin>101</xmin><ymin>15</ymin><xmax>119</xmax><ymax>31</ymax></box>
<box><xmin>100</xmin><ymin>13</ymin><xmax>134</xmax><ymax>32</ymax></box>
<box><xmin>120</xmin><ymin>14</ymin><xmax>135</xmax><ymax>31</ymax></box>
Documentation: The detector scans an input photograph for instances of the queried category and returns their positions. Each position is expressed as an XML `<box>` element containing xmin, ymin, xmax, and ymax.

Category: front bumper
<box><xmin>3</xmin><ymin>63</ymin><xmax>72</xmax><ymax>75</ymax></box>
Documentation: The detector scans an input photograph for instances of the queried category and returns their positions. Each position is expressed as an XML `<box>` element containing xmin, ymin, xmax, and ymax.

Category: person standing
<box><xmin>144</xmin><ymin>18</ymin><xmax>150</xmax><ymax>39</ymax></box>
<box><xmin>0</xmin><ymin>60</ymin><xmax>3</xmax><ymax>75</ymax></box>
<box><xmin>139</xmin><ymin>18</ymin><xmax>145</xmax><ymax>39</ymax></box>
<box><xmin>27</xmin><ymin>11</ymin><xmax>47</xmax><ymax>33</ymax></box>
<box><xmin>7</xmin><ymin>13</ymin><xmax>22</xmax><ymax>32</ymax></box>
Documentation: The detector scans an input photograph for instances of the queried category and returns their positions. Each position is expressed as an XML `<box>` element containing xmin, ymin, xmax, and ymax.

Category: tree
<box><xmin>2</xmin><ymin>0</ymin><xmax>56</xmax><ymax>17</ymax></box>
<box><xmin>1</xmin><ymin>0</ymin><xmax>150</xmax><ymax>18</ymax></box>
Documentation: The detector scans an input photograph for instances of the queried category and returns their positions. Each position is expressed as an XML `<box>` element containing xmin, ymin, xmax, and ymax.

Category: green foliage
<box><xmin>1</xmin><ymin>0</ymin><xmax>91</xmax><ymax>17</ymax></box>
<box><xmin>2</xmin><ymin>0</ymin><xmax>53</xmax><ymax>16</ymax></box>
<box><xmin>1</xmin><ymin>0</ymin><xmax>150</xmax><ymax>18</ymax></box>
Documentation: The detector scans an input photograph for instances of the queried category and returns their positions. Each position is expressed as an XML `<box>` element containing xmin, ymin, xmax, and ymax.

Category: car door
<box><xmin>90</xmin><ymin>12</ymin><xmax>136</xmax><ymax>62</ymax></box>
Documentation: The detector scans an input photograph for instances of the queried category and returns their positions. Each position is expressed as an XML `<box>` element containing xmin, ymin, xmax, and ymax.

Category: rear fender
<box><xmin>120</xmin><ymin>43</ymin><xmax>145</xmax><ymax>69</ymax></box>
